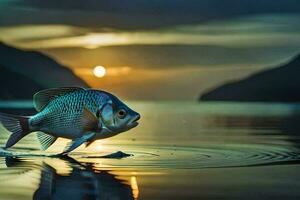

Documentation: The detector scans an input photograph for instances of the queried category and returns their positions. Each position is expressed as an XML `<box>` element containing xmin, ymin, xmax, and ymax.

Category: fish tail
<box><xmin>0</xmin><ymin>112</ymin><xmax>31</xmax><ymax>148</ymax></box>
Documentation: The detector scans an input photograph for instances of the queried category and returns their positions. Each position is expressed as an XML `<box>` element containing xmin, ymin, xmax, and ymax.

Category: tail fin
<box><xmin>0</xmin><ymin>112</ymin><xmax>31</xmax><ymax>148</ymax></box>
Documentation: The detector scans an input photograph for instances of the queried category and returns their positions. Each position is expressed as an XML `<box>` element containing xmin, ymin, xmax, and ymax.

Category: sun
<box><xmin>93</xmin><ymin>66</ymin><xmax>106</xmax><ymax>78</ymax></box>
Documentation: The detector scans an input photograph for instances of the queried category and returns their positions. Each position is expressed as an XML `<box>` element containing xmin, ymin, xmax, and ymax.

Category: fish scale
<box><xmin>30</xmin><ymin>90</ymin><xmax>110</xmax><ymax>138</ymax></box>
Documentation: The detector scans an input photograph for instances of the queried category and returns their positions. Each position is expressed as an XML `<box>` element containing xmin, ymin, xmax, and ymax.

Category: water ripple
<box><xmin>77</xmin><ymin>144</ymin><xmax>300</xmax><ymax>169</ymax></box>
<box><xmin>0</xmin><ymin>144</ymin><xmax>300</xmax><ymax>170</ymax></box>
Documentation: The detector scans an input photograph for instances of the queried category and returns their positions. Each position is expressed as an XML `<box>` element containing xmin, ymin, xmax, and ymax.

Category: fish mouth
<box><xmin>127</xmin><ymin>114</ymin><xmax>140</xmax><ymax>129</ymax></box>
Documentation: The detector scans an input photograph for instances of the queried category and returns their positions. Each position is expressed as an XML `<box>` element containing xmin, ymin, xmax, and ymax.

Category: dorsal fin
<box><xmin>33</xmin><ymin>87</ymin><xmax>85</xmax><ymax>111</ymax></box>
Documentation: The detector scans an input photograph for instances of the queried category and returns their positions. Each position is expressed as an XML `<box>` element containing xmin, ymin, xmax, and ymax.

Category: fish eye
<box><xmin>117</xmin><ymin>109</ymin><xmax>127</xmax><ymax>119</ymax></box>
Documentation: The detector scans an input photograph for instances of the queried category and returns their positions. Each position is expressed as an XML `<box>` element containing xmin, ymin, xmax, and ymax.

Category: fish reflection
<box><xmin>5</xmin><ymin>156</ymin><xmax>138</xmax><ymax>200</ymax></box>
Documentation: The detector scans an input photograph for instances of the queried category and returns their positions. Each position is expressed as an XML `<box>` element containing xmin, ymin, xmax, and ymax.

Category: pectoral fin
<box><xmin>81</xmin><ymin>107</ymin><xmax>99</xmax><ymax>131</ymax></box>
<box><xmin>61</xmin><ymin>132</ymin><xmax>95</xmax><ymax>155</ymax></box>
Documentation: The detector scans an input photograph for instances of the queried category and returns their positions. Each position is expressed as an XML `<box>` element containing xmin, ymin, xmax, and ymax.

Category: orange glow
<box><xmin>73</xmin><ymin>66</ymin><xmax>131</xmax><ymax>78</ymax></box>
<box><xmin>106</xmin><ymin>66</ymin><xmax>131</xmax><ymax>76</ymax></box>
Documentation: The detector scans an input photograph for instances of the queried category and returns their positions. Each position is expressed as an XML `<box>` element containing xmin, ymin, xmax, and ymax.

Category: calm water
<box><xmin>0</xmin><ymin>101</ymin><xmax>300</xmax><ymax>200</ymax></box>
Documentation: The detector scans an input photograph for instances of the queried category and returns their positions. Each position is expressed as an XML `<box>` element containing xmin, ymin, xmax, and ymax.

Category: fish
<box><xmin>0</xmin><ymin>87</ymin><xmax>140</xmax><ymax>154</ymax></box>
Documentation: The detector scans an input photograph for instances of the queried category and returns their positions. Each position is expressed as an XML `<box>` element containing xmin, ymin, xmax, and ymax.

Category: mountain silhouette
<box><xmin>0</xmin><ymin>42</ymin><xmax>88</xmax><ymax>99</ymax></box>
<box><xmin>200</xmin><ymin>54</ymin><xmax>300</xmax><ymax>102</ymax></box>
<box><xmin>0</xmin><ymin>65</ymin><xmax>43</xmax><ymax>99</ymax></box>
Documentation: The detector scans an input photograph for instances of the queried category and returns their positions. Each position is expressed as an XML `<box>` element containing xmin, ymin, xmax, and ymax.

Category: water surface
<box><xmin>1</xmin><ymin>101</ymin><xmax>300</xmax><ymax>200</ymax></box>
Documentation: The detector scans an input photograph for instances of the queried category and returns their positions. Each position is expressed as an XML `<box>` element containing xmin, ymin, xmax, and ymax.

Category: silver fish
<box><xmin>0</xmin><ymin>87</ymin><xmax>140</xmax><ymax>154</ymax></box>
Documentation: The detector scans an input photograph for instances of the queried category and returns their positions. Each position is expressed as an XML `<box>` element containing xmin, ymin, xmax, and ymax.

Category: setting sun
<box><xmin>93</xmin><ymin>65</ymin><xmax>106</xmax><ymax>78</ymax></box>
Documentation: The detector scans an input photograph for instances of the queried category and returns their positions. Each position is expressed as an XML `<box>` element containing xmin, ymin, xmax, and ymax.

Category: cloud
<box><xmin>1</xmin><ymin>0</ymin><xmax>300</xmax><ymax>30</ymax></box>
<box><xmin>1</xmin><ymin>14</ymin><xmax>300</xmax><ymax>50</ymax></box>
<box><xmin>41</xmin><ymin>44</ymin><xmax>298</xmax><ymax>71</ymax></box>
<box><xmin>0</xmin><ymin>25</ymin><xmax>87</xmax><ymax>42</ymax></box>
<box><xmin>1</xmin><ymin>14</ymin><xmax>299</xmax><ymax>70</ymax></box>
<box><xmin>10</xmin><ymin>0</ymin><xmax>300</xmax><ymax>14</ymax></box>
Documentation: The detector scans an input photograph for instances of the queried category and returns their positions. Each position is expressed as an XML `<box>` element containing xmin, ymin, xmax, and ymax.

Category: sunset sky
<box><xmin>1</xmin><ymin>0</ymin><xmax>300</xmax><ymax>100</ymax></box>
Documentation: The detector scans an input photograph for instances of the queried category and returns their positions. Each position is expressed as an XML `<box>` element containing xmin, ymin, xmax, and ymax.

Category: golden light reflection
<box><xmin>89</xmin><ymin>140</ymin><xmax>105</xmax><ymax>151</ymax></box>
<box><xmin>93</xmin><ymin>66</ymin><xmax>106</xmax><ymax>78</ymax></box>
<box><xmin>44</xmin><ymin>158</ymin><xmax>73</xmax><ymax>175</ymax></box>
<box><xmin>131</xmin><ymin>176</ymin><xmax>139</xmax><ymax>200</ymax></box>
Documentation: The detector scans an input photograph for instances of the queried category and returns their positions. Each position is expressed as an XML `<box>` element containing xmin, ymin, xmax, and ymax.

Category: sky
<box><xmin>0</xmin><ymin>0</ymin><xmax>300</xmax><ymax>100</ymax></box>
